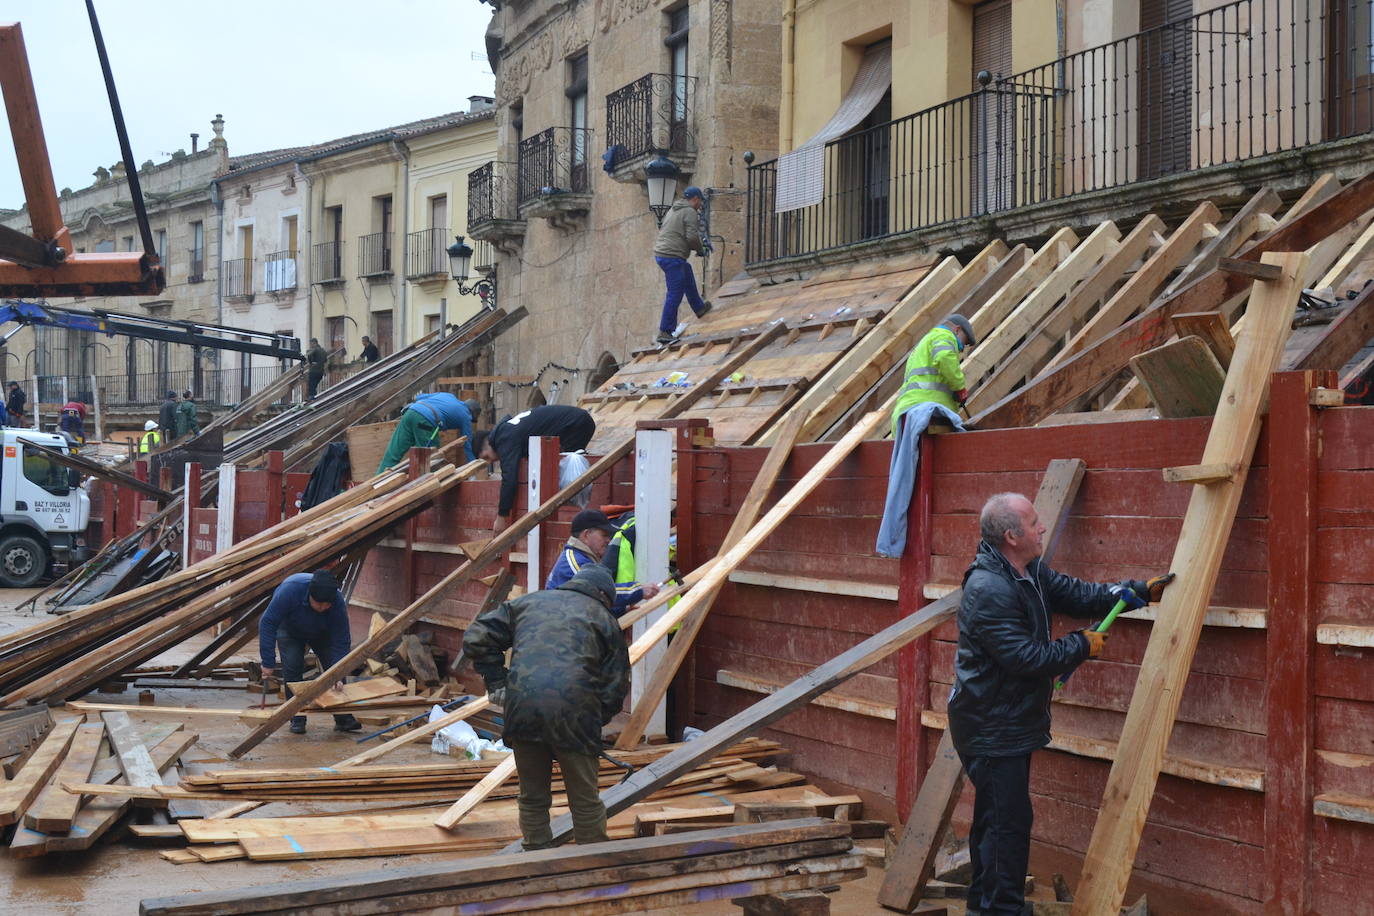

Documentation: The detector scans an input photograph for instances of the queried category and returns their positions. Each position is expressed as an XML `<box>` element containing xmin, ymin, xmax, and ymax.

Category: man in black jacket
<box><xmin>158</xmin><ymin>391</ymin><xmax>179</xmax><ymax>443</ymax></box>
<box><xmin>462</xmin><ymin>565</ymin><xmax>629</xmax><ymax>851</ymax></box>
<box><xmin>948</xmin><ymin>492</ymin><xmax>1170</xmax><ymax>915</ymax></box>
<box><xmin>474</xmin><ymin>405</ymin><xmax>596</xmax><ymax>531</ymax></box>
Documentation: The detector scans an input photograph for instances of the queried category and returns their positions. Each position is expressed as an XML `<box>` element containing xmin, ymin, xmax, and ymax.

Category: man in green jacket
<box><xmin>175</xmin><ymin>391</ymin><xmax>201</xmax><ymax>438</ymax></box>
<box><xmin>462</xmin><ymin>565</ymin><xmax>629</xmax><ymax>851</ymax></box>
<box><xmin>891</xmin><ymin>314</ymin><xmax>976</xmax><ymax>435</ymax></box>
<box><xmin>652</xmin><ymin>186</ymin><xmax>713</xmax><ymax>346</ymax></box>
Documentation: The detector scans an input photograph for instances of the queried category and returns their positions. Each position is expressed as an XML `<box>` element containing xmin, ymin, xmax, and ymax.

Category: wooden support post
<box><xmin>265</xmin><ymin>451</ymin><xmax>284</xmax><ymax>527</ymax></box>
<box><xmin>895</xmin><ymin>434</ymin><xmax>933</xmax><ymax>815</ymax></box>
<box><xmin>402</xmin><ymin>448</ymin><xmax>429</xmax><ymax>603</ymax></box>
<box><xmin>671</xmin><ymin>421</ymin><xmax>707</xmax><ymax>730</ymax></box>
<box><xmin>1262</xmin><ymin>370</ymin><xmax>1328</xmax><ymax>915</ymax></box>
<box><xmin>90</xmin><ymin>374</ymin><xmax>102</xmax><ymax>441</ymax></box>
<box><xmin>182</xmin><ymin>463</ymin><xmax>198</xmax><ymax>565</ymax></box>
<box><xmin>525</xmin><ymin>436</ymin><xmax>559</xmax><ymax>594</ymax></box>
<box><xmin>1071</xmin><ymin>251</ymin><xmax>1309</xmax><ymax>915</ymax></box>
<box><xmin>879</xmin><ymin>459</ymin><xmax>1086</xmax><ymax>913</ymax></box>
<box><xmin>30</xmin><ymin>375</ymin><xmax>37</xmax><ymax>429</ymax></box>
<box><xmin>631</xmin><ymin>426</ymin><xmax>674</xmax><ymax>740</ymax></box>
<box><xmin>216</xmin><ymin>462</ymin><xmax>237</xmax><ymax>557</ymax></box>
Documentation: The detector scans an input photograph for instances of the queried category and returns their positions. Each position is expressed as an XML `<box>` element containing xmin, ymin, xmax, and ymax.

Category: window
<box><xmin>239</xmin><ymin>224</ymin><xmax>253</xmax><ymax>259</ymax></box>
<box><xmin>22</xmin><ymin>446</ymin><xmax>69</xmax><ymax>495</ymax></box>
<box><xmin>155</xmin><ymin>229</ymin><xmax>167</xmax><ymax>268</ymax></box>
<box><xmin>189</xmin><ymin>221</ymin><xmax>205</xmax><ymax>282</ymax></box>
<box><xmin>667</xmin><ymin>8</ymin><xmax>689</xmax><ymax>124</ymax></box>
<box><xmin>283</xmin><ymin>215</ymin><xmax>298</xmax><ymax>256</ymax></box>
<box><xmin>425</xmin><ymin>313</ymin><xmax>441</xmax><ymax>336</ymax></box>
<box><xmin>567</xmin><ymin>52</ymin><xmax>589</xmax><ymax>174</ymax></box>
<box><xmin>371</xmin><ymin>310</ymin><xmax>394</xmax><ymax>358</ymax></box>
<box><xmin>123</xmin><ymin>235</ymin><xmax>135</xmax><ymax>252</ymax></box>
<box><xmin>429</xmin><ymin>195</ymin><xmax>447</xmax><ymax>231</ymax></box>
<box><xmin>327</xmin><ymin>316</ymin><xmax>346</xmax><ymax>355</ymax></box>
<box><xmin>95</xmin><ymin>239</ymin><xmax>114</xmax><ymax>253</ymax></box>
<box><xmin>326</xmin><ymin>205</ymin><xmax>343</xmax><ymax>243</ymax></box>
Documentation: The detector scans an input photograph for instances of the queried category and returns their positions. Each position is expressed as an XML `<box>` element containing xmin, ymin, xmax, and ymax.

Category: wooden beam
<box><xmin>1289</xmin><ymin>278</ymin><xmax>1374</xmax><ymax>372</ymax></box>
<box><xmin>878</xmin><ymin>458</ymin><xmax>1086</xmax><ymax>912</ymax></box>
<box><xmin>1161</xmin><ymin>187</ymin><xmax>1281</xmax><ymax>297</ymax></box>
<box><xmin>716</xmin><ymin>669</ymin><xmax>895</xmax><ymax>720</ymax></box>
<box><xmin>1127</xmin><ymin>336</ymin><xmax>1227</xmax><ymax>418</ymax></box>
<box><xmin>21</xmin><ymin>720</ymin><xmax>103</xmax><ymax>833</ymax></box>
<box><xmin>727</xmin><ymin>569</ymin><xmax>898</xmax><ymax>601</ymax></box>
<box><xmin>1217</xmin><ymin>257</ymin><xmax>1282</xmax><ymax>281</ymax></box>
<box><xmin>966</xmin><ymin>227</ymin><xmax>1079</xmax><ymax>340</ymax></box>
<box><xmin>1162</xmin><ymin>462</ymin><xmax>1237</xmax><ymax>485</ymax></box>
<box><xmin>230</xmin><ymin>321</ymin><xmax>790</xmax><ymax>758</ymax></box>
<box><xmin>0</xmin><ymin>717</ymin><xmax>80</xmax><ymax>826</ymax></box>
<box><xmin>434</xmin><ymin>755</ymin><xmax>517</xmax><ymax>831</ymax></box>
<box><xmin>1170</xmin><ymin>312</ymin><xmax>1235</xmax><ymax>368</ymax></box>
<box><xmin>1071</xmin><ymin>251</ymin><xmax>1308</xmax><ymax>915</ymax></box>
<box><xmin>102</xmin><ymin>710</ymin><xmax>169</xmax><ymax>807</ymax></box>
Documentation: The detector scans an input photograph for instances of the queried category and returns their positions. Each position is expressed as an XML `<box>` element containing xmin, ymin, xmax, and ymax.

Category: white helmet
<box><xmin>144</xmin><ymin>420</ymin><xmax>158</xmax><ymax>431</ymax></box>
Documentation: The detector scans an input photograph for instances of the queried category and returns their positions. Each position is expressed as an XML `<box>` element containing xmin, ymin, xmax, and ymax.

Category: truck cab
<box><xmin>0</xmin><ymin>430</ymin><xmax>90</xmax><ymax>587</ymax></box>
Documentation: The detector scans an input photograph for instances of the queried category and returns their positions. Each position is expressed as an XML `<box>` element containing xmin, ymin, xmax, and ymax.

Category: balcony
<box><xmin>604</xmin><ymin>73</ymin><xmax>697</xmax><ymax>183</ymax></box>
<box><xmin>517</xmin><ymin>127</ymin><xmax>593</xmax><ymax>225</ymax></box>
<box><xmin>312</xmin><ymin>240</ymin><xmax>344</xmax><ymax>285</ymax></box>
<box><xmin>467</xmin><ymin>161</ymin><xmax>525</xmax><ymax>248</ymax></box>
<box><xmin>263</xmin><ymin>250</ymin><xmax>297</xmax><ymax>293</ymax></box>
<box><xmin>223</xmin><ymin>257</ymin><xmax>253</xmax><ymax>300</ymax></box>
<box><xmin>745</xmin><ymin>0</ymin><xmax>1374</xmax><ymax>266</ymax></box>
<box><xmin>357</xmin><ymin>232</ymin><xmax>393</xmax><ymax>279</ymax></box>
<box><xmin>406</xmin><ymin>227</ymin><xmax>449</xmax><ymax>281</ymax></box>
<box><xmin>186</xmin><ymin>249</ymin><xmax>205</xmax><ymax>284</ymax></box>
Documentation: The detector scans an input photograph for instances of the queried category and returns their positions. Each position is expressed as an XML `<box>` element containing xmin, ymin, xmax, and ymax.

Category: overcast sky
<box><xmin>0</xmin><ymin>0</ymin><xmax>496</xmax><ymax>209</ymax></box>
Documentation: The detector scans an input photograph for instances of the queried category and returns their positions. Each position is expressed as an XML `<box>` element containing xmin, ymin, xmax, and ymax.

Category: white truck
<box><xmin>0</xmin><ymin>430</ymin><xmax>91</xmax><ymax>587</ymax></box>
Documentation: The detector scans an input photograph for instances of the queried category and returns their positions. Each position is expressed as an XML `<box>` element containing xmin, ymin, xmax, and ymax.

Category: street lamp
<box><xmin>446</xmin><ymin>235</ymin><xmax>497</xmax><ymax>309</ymax></box>
<box><xmin>645</xmin><ymin>153</ymin><xmax>680</xmax><ymax>226</ymax></box>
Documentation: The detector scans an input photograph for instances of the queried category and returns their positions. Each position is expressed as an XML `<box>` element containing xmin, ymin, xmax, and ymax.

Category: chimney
<box><xmin>190</xmin><ymin>132</ymin><xmax>199</xmax><ymax>153</ymax></box>
<box><xmin>468</xmin><ymin>95</ymin><xmax>495</xmax><ymax>113</ymax></box>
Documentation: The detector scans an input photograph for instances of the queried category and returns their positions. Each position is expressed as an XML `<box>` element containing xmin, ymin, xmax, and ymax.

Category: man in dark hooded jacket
<box><xmin>948</xmin><ymin>492</ymin><xmax>1170</xmax><ymax>915</ymax></box>
<box><xmin>462</xmin><ymin>564</ymin><xmax>629</xmax><ymax>850</ymax></box>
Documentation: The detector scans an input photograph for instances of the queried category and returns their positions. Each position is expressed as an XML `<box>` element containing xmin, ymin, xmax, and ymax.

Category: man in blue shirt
<box><xmin>376</xmin><ymin>393</ymin><xmax>478</xmax><ymax>473</ymax></box>
<box><xmin>544</xmin><ymin>509</ymin><xmax>617</xmax><ymax>591</ymax></box>
<box><xmin>258</xmin><ymin>570</ymin><xmax>360</xmax><ymax>735</ymax></box>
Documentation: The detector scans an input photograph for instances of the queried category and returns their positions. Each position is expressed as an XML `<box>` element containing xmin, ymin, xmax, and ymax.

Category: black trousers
<box><xmin>277</xmin><ymin>630</ymin><xmax>353</xmax><ymax>727</ymax></box>
<box><xmin>960</xmin><ymin>751</ymin><xmax>1033</xmax><ymax>915</ymax></box>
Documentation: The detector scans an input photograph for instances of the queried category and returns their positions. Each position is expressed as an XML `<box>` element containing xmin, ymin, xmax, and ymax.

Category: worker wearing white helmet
<box><xmin>139</xmin><ymin>420</ymin><xmax>162</xmax><ymax>454</ymax></box>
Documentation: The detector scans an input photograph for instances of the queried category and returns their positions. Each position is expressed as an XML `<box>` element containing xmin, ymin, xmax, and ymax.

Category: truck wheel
<box><xmin>0</xmin><ymin>535</ymin><xmax>46</xmax><ymax>588</ymax></box>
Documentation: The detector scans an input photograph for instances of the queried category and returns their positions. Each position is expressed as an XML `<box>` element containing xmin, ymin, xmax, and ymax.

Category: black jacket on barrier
<box><xmin>947</xmin><ymin>539</ymin><xmax>1143</xmax><ymax>758</ymax></box>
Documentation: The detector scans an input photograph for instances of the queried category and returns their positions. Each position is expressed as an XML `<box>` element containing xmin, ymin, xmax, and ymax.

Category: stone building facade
<box><xmin>471</xmin><ymin>0</ymin><xmax>782</xmax><ymax>413</ymax></box>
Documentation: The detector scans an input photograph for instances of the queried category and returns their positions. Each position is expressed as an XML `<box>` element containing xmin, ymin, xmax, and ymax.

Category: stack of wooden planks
<box><xmin>140</xmin><ymin>818</ymin><xmax>865</xmax><ymax>914</ymax></box>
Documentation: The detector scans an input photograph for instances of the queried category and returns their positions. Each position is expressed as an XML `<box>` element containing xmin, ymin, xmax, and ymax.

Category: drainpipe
<box><xmin>780</xmin><ymin>0</ymin><xmax>797</xmax><ymax>153</ymax></box>
<box><xmin>211</xmin><ymin>180</ymin><xmax>223</xmax><ymax>328</ymax></box>
<box><xmin>297</xmin><ymin>162</ymin><xmax>313</xmax><ymax>346</ymax></box>
<box><xmin>390</xmin><ymin>139</ymin><xmax>410</xmax><ymax>353</ymax></box>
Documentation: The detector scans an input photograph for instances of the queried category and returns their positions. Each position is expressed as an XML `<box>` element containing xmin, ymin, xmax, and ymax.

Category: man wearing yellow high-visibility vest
<box><xmin>890</xmin><ymin>313</ymin><xmax>976</xmax><ymax>436</ymax></box>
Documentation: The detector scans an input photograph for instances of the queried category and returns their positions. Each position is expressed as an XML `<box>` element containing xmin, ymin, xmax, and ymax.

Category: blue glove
<box><xmin>1110</xmin><ymin>583</ymin><xmax>1148</xmax><ymax>611</ymax></box>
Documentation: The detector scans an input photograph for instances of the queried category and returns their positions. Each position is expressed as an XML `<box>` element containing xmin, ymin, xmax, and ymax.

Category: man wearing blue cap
<box><xmin>651</xmin><ymin>185</ymin><xmax>713</xmax><ymax>345</ymax></box>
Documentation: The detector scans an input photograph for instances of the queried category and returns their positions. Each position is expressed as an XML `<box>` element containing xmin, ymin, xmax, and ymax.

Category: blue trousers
<box><xmin>960</xmin><ymin>752</ymin><xmax>1034</xmax><ymax>915</ymax></box>
<box><xmin>656</xmin><ymin>256</ymin><xmax>706</xmax><ymax>333</ymax></box>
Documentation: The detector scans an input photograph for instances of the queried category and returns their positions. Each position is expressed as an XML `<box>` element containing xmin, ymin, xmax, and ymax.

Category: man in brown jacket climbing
<box><xmin>652</xmin><ymin>185</ymin><xmax>713</xmax><ymax>345</ymax></box>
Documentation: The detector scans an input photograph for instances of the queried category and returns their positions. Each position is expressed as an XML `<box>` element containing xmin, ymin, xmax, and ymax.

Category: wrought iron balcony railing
<box><xmin>746</xmin><ymin>0</ymin><xmax>1374</xmax><ymax>265</ymax></box>
<box><xmin>187</xmin><ymin>250</ymin><xmax>205</xmax><ymax>283</ymax></box>
<box><xmin>263</xmin><ymin>250</ymin><xmax>297</xmax><ymax>292</ymax></box>
<box><xmin>605</xmin><ymin>73</ymin><xmax>697</xmax><ymax>163</ymax></box>
<box><xmin>517</xmin><ymin>127</ymin><xmax>593</xmax><ymax>206</ymax></box>
<box><xmin>468</xmin><ymin>161</ymin><xmax>521</xmax><ymax>229</ymax></box>
<box><xmin>358</xmin><ymin>232</ymin><xmax>392</xmax><ymax>277</ymax></box>
<box><xmin>223</xmin><ymin>257</ymin><xmax>253</xmax><ymax>298</ymax></box>
<box><xmin>406</xmin><ymin>227</ymin><xmax>449</xmax><ymax>279</ymax></box>
<box><xmin>312</xmin><ymin>240</ymin><xmax>344</xmax><ymax>283</ymax></box>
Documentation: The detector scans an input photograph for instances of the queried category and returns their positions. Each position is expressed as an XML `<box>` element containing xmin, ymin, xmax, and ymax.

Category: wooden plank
<box><xmin>1161</xmin><ymin>186</ymin><xmax>1281</xmax><ymax>297</ymax></box>
<box><xmin>0</xmin><ymin>717</ymin><xmax>80</xmax><ymax>826</ymax></box>
<box><xmin>879</xmin><ymin>457</ymin><xmax>1086</xmax><ymax>912</ymax></box>
<box><xmin>434</xmin><ymin>754</ymin><xmax>517</xmax><ymax>831</ymax></box>
<box><xmin>139</xmin><ymin>818</ymin><xmax>852</xmax><ymax>916</ymax></box>
<box><xmin>1051</xmin><ymin>200</ymin><xmax>1220</xmax><ymax>365</ymax></box>
<box><xmin>614</xmin><ymin>407</ymin><xmax>893</xmax><ymax>749</ymax></box>
<box><xmin>728</xmin><ymin>569</ymin><xmax>898</xmax><ymax>601</ymax></box>
<box><xmin>967</xmin><ymin>227</ymin><xmax>1080</xmax><ymax>339</ymax></box>
<box><xmin>102</xmin><ymin>710</ymin><xmax>166</xmax><ymax>807</ymax></box>
<box><xmin>294</xmin><ymin>677</ymin><xmax>406</xmax><ymax>708</ymax></box>
<box><xmin>961</xmin><ymin>221</ymin><xmax>1120</xmax><ymax>389</ymax></box>
<box><xmin>22</xmin><ymin>720</ymin><xmax>103</xmax><ymax>833</ymax></box>
<box><xmin>716</xmin><ymin>668</ymin><xmax>895</xmax><ymax>720</ymax></box>
<box><xmin>967</xmin><ymin>215</ymin><xmax>1164</xmax><ymax>414</ymax></box>
<box><xmin>1128</xmin><ymin>336</ymin><xmax>1227</xmax><ymax>418</ymax></box>
<box><xmin>1290</xmin><ymin>279</ymin><xmax>1374</xmax><ymax>372</ymax></box>
<box><xmin>1171</xmin><ymin>312</ymin><xmax>1235</xmax><ymax>368</ymax></box>
<box><xmin>1071</xmin><ymin>251</ymin><xmax>1309</xmax><ymax>915</ymax></box>
<box><xmin>1217</xmin><ymin>257</ymin><xmax>1282</xmax><ymax>281</ymax></box>
<box><xmin>230</xmin><ymin>323</ymin><xmax>789</xmax><ymax>758</ymax></box>
<box><xmin>1161</xmin><ymin>463</ymin><xmax>1236</xmax><ymax>485</ymax></box>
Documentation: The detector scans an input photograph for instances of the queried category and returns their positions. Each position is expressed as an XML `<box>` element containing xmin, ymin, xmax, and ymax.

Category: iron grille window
<box><xmin>223</xmin><ymin>257</ymin><xmax>254</xmax><ymax>297</ymax></box>
<box><xmin>406</xmin><ymin>228</ymin><xmax>449</xmax><ymax>279</ymax></box>
<box><xmin>517</xmin><ymin>127</ymin><xmax>594</xmax><ymax>205</ymax></box>
<box><xmin>606</xmin><ymin>74</ymin><xmax>698</xmax><ymax>161</ymax></box>
<box><xmin>358</xmin><ymin>232</ymin><xmax>392</xmax><ymax>277</ymax></box>
<box><xmin>264</xmin><ymin>250</ymin><xmax>297</xmax><ymax>291</ymax></box>
<box><xmin>312</xmin><ymin>240</ymin><xmax>344</xmax><ymax>283</ymax></box>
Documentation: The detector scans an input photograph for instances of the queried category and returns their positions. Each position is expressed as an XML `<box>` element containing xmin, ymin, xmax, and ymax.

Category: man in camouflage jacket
<box><xmin>462</xmin><ymin>564</ymin><xmax>630</xmax><ymax>849</ymax></box>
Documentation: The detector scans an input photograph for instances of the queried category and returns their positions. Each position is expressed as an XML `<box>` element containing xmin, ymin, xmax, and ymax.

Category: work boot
<box><xmin>655</xmin><ymin>332</ymin><xmax>679</xmax><ymax>346</ymax></box>
<box><xmin>333</xmin><ymin>714</ymin><xmax>363</xmax><ymax>733</ymax></box>
<box><xmin>289</xmin><ymin>716</ymin><xmax>307</xmax><ymax>734</ymax></box>
<box><xmin>695</xmin><ymin>300</ymin><xmax>713</xmax><ymax>318</ymax></box>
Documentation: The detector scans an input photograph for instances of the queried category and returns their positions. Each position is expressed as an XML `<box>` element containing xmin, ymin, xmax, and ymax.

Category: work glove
<box><xmin>1078</xmin><ymin>628</ymin><xmax>1108</xmax><ymax>658</ymax></box>
<box><xmin>1144</xmin><ymin>572</ymin><xmax>1176</xmax><ymax>602</ymax></box>
<box><xmin>1110</xmin><ymin>583</ymin><xmax>1148</xmax><ymax>611</ymax></box>
<box><xmin>954</xmin><ymin>388</ymin><xmax>969</xmax><ymax>405</ymax></box>
<box><xmin>486</xmin><ymin>686</ymin><xmax>507</xmax><ymax>709</ymax></box>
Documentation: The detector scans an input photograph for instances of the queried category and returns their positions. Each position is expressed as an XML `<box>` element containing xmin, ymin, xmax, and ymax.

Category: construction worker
<box><xmin>891</xmin><ymin>313</ymin><xmax>976</xmax><ymax>435</ymax></box>
<box><xmin>306</xmin><ymin>338</ymin><xmax>328</xmax><ymax>399</ymax></box>
<box><xmin>463</xmin><ymin>565</ymin><xmax>629</xmax><ymax>851</ymax></box>
<box><xmin>948</xmin><ymin>492</ymin><xmax>1172</xmax><ymax>916</ymax></box>
<box><xmin>176</xmin><ymin>391</ymin><xmax>201</xmax><ymax>439</ymax></box>
<box><xmin>159</xmin><ymin>390</ymin><xmax>179</xmax><ymax>443</ymax></box>
<box><xmin>58</xmin><ymin>401</ymin><xmax>86</xmax><ymax>445</ymax></box>
<box><xmin>544</xmin><ymin>508</ymin><xmax>617</xmax><ymax>590</ymax></box>
<box><xmin>138</xmin><ymin>420</ymin><xmax>161</xmax><ymax>454</ymax></box>
<box><xmin>6</xmin><ymin>381</ymin><xmax>26</xmax><ymax>426</ymax></box>
<box><xmin>258</xmin><ymin>570</ymin><xmax>361</xmax><ymax>735</ymax></box>
<box><xmin>474</xmin><ymin>405</ymin><xmax>596</xmax><ymax>532</ymax></box>
<box><xmin>599</xmin><ymin>512</ymin><xmax>662</xmax><ymax>616</ymax></box>
<box><xmin>376</xmin><ymin>393</ymin><xmax>478</xmax><ymax>473</ymax></box>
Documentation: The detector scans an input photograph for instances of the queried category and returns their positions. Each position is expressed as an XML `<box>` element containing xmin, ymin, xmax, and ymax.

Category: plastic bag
<box><xmin>560</xmin><ymin>451</ymin><xmax>592</xmax><ymax>508</ymax></box>
<box><xmin>428</xmin><ymin>704</ymin><xmax>509</xmax><ymax>758</ymax></box>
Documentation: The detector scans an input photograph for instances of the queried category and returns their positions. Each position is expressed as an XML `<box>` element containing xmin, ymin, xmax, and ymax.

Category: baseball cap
<box><xmin>570</xmin><ymin>509</ymin><xmax>616</xmax><ymax>536</ymax></box>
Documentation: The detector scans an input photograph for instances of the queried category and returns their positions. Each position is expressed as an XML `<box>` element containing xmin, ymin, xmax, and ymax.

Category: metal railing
<box><xmin>406</xmin><ymin>228</ymin><xmax>449</xmax><ymax>279</ymax></box>
<box><xmin>357</xmin><ymin>232</ymin><xmax>392</xmax><ymax>277</ymax></box>
<box><xmin>746</xmin><ymin>0</ymin><xmax>1374</xmax><ymax>264</ymax></box>
<box><xmin>187</xmin><ymin>250</ymin><xmax>205</xmax><ymax>283</ymax></box>
<box><xmin>24</xmin><ymin>365</ymin><xmax>294</xmax><ymax>413</ymax></box>
<box><xmin>517</xmin><ymin>127</ymin><xmax>593</xmax><ymax>205</ymax></box>
<box><xmin>263</xmin><ymin>250</ymin><xmax>297</xmax><ymax>292</ymax></box>
<box><xmin>313</xmin><ymin>240</ymin><xmax>344</xmax><ymax>283</ymax></box>
<box><xmin>605</xmin><ymin>73</ymin><xmax>697</xmax><ymax>163</ymax></box>
<box><xmin>468</xmin><ymin>161</ymin><xmax>521</xmax><ymax>228</ymax></box>
<box><xmin>223</xmin><ymin>258</ymin><xmax>253</xmax><ymax>298</ymax></box>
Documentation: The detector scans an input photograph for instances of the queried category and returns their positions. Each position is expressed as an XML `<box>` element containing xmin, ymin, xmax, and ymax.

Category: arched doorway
<box><xmin>587</xmin><ymin>351</ymin><xmax>619</xmax><ymax>391</ymax></box>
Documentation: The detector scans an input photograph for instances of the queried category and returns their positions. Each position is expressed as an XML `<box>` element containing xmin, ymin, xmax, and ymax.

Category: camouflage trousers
<box><xmin>509</xmin><ymin>739</ymin><xmax>608</xmax><ymax>850</ymax></box>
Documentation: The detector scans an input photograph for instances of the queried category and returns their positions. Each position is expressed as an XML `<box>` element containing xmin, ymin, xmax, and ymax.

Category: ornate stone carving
<box><xmin>711</xmin><ymin>0</ymin><xmax>732</xmax><ymax>71</ymax></box>
<box><xmin>594</xmin><ymin>0</ymin><xmax>657</xmax><ymax>35</ymax></box>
